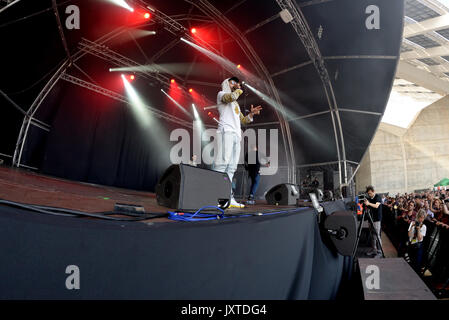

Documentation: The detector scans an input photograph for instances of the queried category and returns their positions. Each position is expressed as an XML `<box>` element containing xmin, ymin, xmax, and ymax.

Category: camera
<box><xmin>358</xmin><ymin>193</ymin><xmax>366</xmax><ymax>203</ymax></box>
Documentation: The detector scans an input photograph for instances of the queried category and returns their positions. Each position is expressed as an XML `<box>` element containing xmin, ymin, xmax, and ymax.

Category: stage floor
<box><xmin>0</xmin><ymin>166</ymin><xmax>299</xmax><ymax>223</ymax></box>
<box><xmin>0</xmin><ymin>166</ymin><xmax>350</xmax><ymax>299</ymax></box>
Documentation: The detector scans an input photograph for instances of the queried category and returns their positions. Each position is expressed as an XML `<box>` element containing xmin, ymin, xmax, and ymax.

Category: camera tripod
<box><xmin>351</xmin><ymin>204</ymin><xmax>385</xmax><ymax>260</ymax></box>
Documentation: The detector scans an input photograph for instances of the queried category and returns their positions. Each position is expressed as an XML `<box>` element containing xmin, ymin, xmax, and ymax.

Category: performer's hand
<box><xmin>364</xmin><ymin>199</ymin><xmax>369</xmax><ymax>206</ymax></box>
<box><xmin>250</xmin><ymin>104</ymin><xmax>262</xmax><ymax>115</ymax></box>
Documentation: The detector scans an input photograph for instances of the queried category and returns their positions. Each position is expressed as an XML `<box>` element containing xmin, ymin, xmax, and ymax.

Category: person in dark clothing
<box><xmin>244</xmin><ymin>145</ymin><xmax>269</xmax><ymax>205</ymax></box>
<box><xmin>364</xmin><ymin>185</ymin><xmax>383</xmax><ymax>257</ymax></box>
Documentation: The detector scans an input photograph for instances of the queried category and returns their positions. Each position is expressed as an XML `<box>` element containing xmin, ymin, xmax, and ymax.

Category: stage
<box><xmin>0</xmin><ymin>166</ymin><xmax>309</xmax><ymax>221</ymax></box>
<box><xmin>0</xmin><ymin>166</ymin><xmax>350</xmax><ymax>299</ymax></box>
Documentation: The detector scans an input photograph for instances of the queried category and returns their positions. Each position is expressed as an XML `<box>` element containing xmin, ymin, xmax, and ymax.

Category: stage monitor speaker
<box><xmin>265</xmin><ymin>183</ymin><xmax>299</xmax><ymax>205</ymax></box>
<box><xmin>323</xmin><ymin>210</ymin><xmax>357</xmax><ymax>256</ymax></box>
<box><xmin>156</xmin><ymin>164</ymin><xmax>231</xmax><ymax>211</ymax></box>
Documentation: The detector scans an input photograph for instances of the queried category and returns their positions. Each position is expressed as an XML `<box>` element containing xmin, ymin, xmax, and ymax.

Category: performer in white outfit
<box><xmin>213</xmin><ymin>77</ymin><xmax>262</xmax><ymax>208</ymax></box>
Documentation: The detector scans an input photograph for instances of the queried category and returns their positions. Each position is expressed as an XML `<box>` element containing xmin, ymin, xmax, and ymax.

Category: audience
<box><xmin>382</xmin><ymin>189</ymin><xmax>449</xmax><ymax>271</ymax></box>
<box><xmin>384</xmin><ymin>190</ymin><xmax>449</xmax><ymax>229</ymax></box>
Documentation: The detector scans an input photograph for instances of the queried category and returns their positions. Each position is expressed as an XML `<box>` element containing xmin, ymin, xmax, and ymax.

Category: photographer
<box><xmin>363</xmin><ymin>185</ymin><xmax>383</xmax><ymax>257</ymax></box>
<box><xmin>407</xmin><ymin>209</ymin><xmax>427</xmax><ymax>272</ymax></box>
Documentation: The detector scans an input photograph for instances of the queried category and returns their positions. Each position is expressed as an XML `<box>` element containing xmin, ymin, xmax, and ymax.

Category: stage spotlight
<box><xmin>189</xmin><ymin>88</ymin><xmax>193</xmax><ymax>93</ymax></box>
<box><xmin>237</xmin><ymin>64</ymin><xmax>241</xmax><ymax>69</ymax></box>
<box><xmin>144</xmin><ymin>12</ymin><xmax>151</xmax><ymax>19</ymax></box>
<box><xmin>192</xmin><ymin>104</ymin><xmax>200</xmax><ymax>119</ymax></box>
<box><xmin>121</xmin><ymin>74</ymin><xmax>151</xmax><ymax>127</ymax></box>
<box><xmin>130</xmin><ymin>75</ymin><xmax>135</xmax><ymax>80</ymax></box>
<box><xmin>171</xmin><ymin>79</ymin><xmax>175</xmax><ymax>84</ymax></box>
<box><xmin>181</xmin><ymin>37</ymin><xmax>243</xmax><ymax>79</ymax></box>
<box><xmin>108</xmin><ymin>0</ymin><xmax>134</xmax><ymax>12</ymax></box>
<box><xmin>191</xmin><ymin>28</ymin><xmax>197</xmax><ymax>34</ymax></box>
<box><xmin>161</xmin><ymin>89</ymin><xmax>192</xmax><ymax>119</ymax></box>
<box><xmin>243</xmin><ymin>82</ymin><xmax>295</xmax><ymax>119</ymax></box>
<box><xmin>192</xmin><ymin>104</ymin><xmax>204</xmax><ymax>136</ymax></box>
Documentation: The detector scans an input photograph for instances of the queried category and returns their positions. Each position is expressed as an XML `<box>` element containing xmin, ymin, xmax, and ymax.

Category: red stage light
<box><xmin>189</xmin><ymin>88</ymin><xmax>193</xmax><ymax>93</ymax></box>
<box><xmin>237</xmin><ymin>64</ymin><xmax>241</xmax><ymax>69</ymax></box>
<box><xmin>171</xmin><ymin>79</ymin><xmax>175</xmax><ymax>84</ymax></box>
<box><xmin>191</xmin><ymin>28</ymin><xmax>197</xmax><ymax>34</ymax></box>
<box><xmin>130</xmin><ymin>75</ymin><xmax>135</xmax><ymax>80</ymax></box>
<box><xmin>144</xmin><ymin>12</ymin><xmax>151</xmax><ymax>19</ymax></box>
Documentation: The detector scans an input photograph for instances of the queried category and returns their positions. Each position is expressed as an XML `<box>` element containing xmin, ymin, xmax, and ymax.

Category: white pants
<box><xmin>213</xmin><ymin>130</ymin><xmax>240</xmax><ymax>183</ymax></box>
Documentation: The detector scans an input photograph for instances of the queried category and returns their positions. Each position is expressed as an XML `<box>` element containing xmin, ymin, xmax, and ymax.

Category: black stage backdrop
<box><xmin>0</xmin><ymin>205</ymin><xmax>349</xmax><ymax>299</ymax></box>
<box><xmin>37</xmin><ymin>83</ymin><xmax>173</xmax><ymax>192</ymax></box>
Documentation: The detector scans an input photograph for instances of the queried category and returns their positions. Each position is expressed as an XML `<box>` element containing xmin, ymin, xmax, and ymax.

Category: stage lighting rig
<box><xmin>280</xmin><ymin>9</ymin><xmax>293</xmax><ymax>23</ymax></box>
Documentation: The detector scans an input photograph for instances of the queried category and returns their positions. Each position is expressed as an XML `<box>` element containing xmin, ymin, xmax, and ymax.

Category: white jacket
<box><xmin>216</xmin><ymin>78</ymin><xmax>253</xmax><ymax>139</ymax></box>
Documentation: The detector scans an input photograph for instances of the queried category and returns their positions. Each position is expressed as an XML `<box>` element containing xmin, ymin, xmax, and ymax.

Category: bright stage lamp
<box><xmin>191</xmin><ymin>28</ymin><xmax>197</xmax><ymax>34</ymax></box>
<box><xmin>108</xmin><ymin>0</ymin><xmax>134</xmax><ymax>12</ymax></box>
<box><xmin>144</xmin><ymin>12</ymin><xmax>151</xmax><ymax>19</ymax></box>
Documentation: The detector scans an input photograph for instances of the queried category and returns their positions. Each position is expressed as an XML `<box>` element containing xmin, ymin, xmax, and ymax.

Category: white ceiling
<box><xmin>383</xmin><ymin>0</ymin><xmax>449</xmax><ymax>128</ymax></box>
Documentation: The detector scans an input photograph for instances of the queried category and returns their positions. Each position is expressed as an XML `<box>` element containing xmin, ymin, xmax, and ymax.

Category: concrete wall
<box><xmin>356</xmin><ymin>95</ymin><xmax>449</xmax><ymax>195</ymax></box>
<box><xmin>355</xmin><ymin>150</ymin><xmax>372</xmax><ymax>194</ymax></box>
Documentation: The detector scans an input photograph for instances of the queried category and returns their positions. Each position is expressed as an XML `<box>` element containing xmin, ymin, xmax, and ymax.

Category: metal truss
<box><xmin>12</xmin><ymin>59</ymin><xmax>71</xmax><ymax>167</ymax></box>
<box><xmin>0</xmin><ymin>89</ymin><xmax>50</xmax><ymax>131</ymax></box>
<box><xmin>168</xmin><ymin>14</ymin><xmax>213</xmax><ymax>23</ymax></box>
<box><xmin>10</xmin><ymin>22</ymin><xmax>143</xmax><ymax>169</ymax></box>
<box><xmin>0</xmin><ymin>0</ymin><xmax>20</xmax><ymax>14</ymax></box>
<box><xmin>60</xmin><ymin>73</ymin><xmax>193</xmax><ymax>129</ymax></box>
<box><xmin>78</xmin><ymin>38</ymin><xmax>197</xmax><ymax>103</ymax></box>
<box><xmin>276</xmin><ymin>0</ymin><xmax>348</xmax><ymax>185</ymax></box>
<box><xmin>71</xmin><ymin>26</ymin><xmax>129</xmax><ymax>64</ymax></box>
<box><xmin>177</xmin><ymin>0</ymin><xmax>297</xmax><ymax>183</ymax></box>
<box><xmin>51</xmin><ymin>0</ymin><xmax>71</xmax><ymax>64</ymax></box>
<box><xmin>78</xmin><ymin>38</ymin><xmax>170</xmax><ymax>84</ymax></box>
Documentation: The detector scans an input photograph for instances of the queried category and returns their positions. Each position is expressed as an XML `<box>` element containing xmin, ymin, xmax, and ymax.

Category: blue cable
<box><xmin>168</xmin><ymin>206</ymin><xmax>225</xmax><ymax>222</ymax></box>
<box><xmin>168</xmin><ymin>206</ymin><xmax>306</xmax><ymax>222</ymax></box>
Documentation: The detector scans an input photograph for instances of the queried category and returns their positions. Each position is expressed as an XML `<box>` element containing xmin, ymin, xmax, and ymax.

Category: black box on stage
<box><xmin>156</xmin><ymin>164</ymin><xmax>232</xmax><ymax>211</ymax></box>
<box><xmin>265</xmin><ymin>183</ymin><xmax>300</xmax><ymax>205</ymax></box>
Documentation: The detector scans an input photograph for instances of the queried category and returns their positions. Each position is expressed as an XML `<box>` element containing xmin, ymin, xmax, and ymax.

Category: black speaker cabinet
<box><xmin>323</xmin><ymin>210</ymin><xmax>357</xmax><ymax>256</ymax></box>
<box><xmin>156</xmin><ymin>164</ymin><xmax>232</xmax><ymax>211</ymax></box>
<box><xmin>265</xmin><ymin>183</ymin><xmax>300</xmax><ymax>205</ymax></box>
